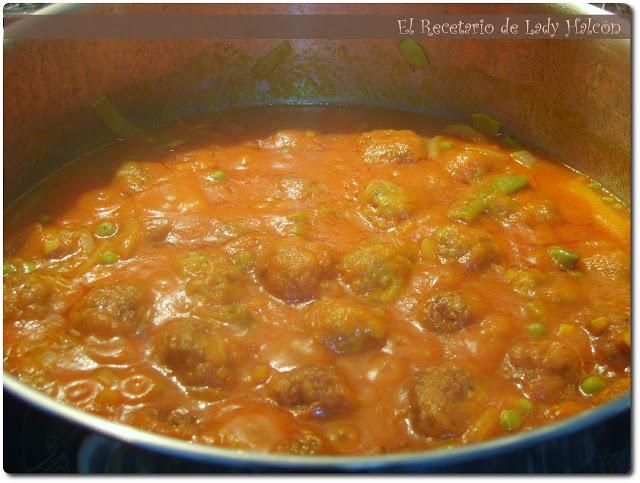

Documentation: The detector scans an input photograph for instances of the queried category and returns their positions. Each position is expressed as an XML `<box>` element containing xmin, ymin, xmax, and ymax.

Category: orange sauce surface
<box><xmin>3</xmin><ymin>106</ymin><xmax>630</xmax><ymax>455</ymax></box>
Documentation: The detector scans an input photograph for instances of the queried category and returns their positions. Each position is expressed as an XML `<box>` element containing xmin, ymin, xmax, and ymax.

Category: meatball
<box><xmin>357</xmin><ymin>130</ymin><xmax>427</xmax><ymax>165</ymax></box>
<box><xmin>504</xmin><ymin>268</ymin><xmax>545</xmax><ymax>299</ymax></box>
<box><xmin>442</xmin><ymin>150</ymin><xmax>493</xmax><ymax>182</ymax></box>
<box><xmin>154</xmin><ymin>318</ymin><xmax>235</xmax><ymax>387</ymax></box>
<box><xmin>274</xmin><ymin>430</ymin><xmax>329</xmax><ymax>455</ymax></box>
<box><xmin>592</xmin><ymin>313</ymin><xmax>630</xmax><ymax>368</ymax></box>
<box><xmin>177</xmin><ymin>251</ymin><xmax>245</xmax><ymax>309</ymax></box>
<box><xmin>418</xmin><ymin>291</ymin><xmax>472</xmax><ymax>334</ymax></box>
<box><xmin>4</xmin><ymin>273</ymin><xmax>54</xmax><ymax>321</ymax></box>
<box><xmin>115</xmin><ymin>161</ymin><xmax>152</xmax><ymax>195</ymax></box>
<box><xmin>257</xmin><ymin>237</ymin><xmax>332</xmax><ymax>303</ymax></box>
<box><xmin>304</xmin><ymin>298</ymin><xmax>387</xmax><ymax>354</ymax></box>
<box><xmin>69</xmin><ymin>283</ymin><xmax>150</xmax><ymax>337</ymax></box>
<box><xmin>502</xmin><ymin>339</ymin><xmax>580</xmax><ymax>402</ymax></box>
<box><xmin>510</xmin><ymin>192</ymin><xmax>558</xmax><ymax>224</ymax></box>
<box><xmin>338</xmin><ymin>240</ymin><xmax>413</xmax><ymax>303</ymax></box>
<box><xmin>432</xmin><ymin>224</ymin><xmax>498</xmax><ymax>270</ymax></box>
<box><xmin>359</xmin><ymin>180</ymin><xmax>416</xmax><ymax>229</ymax></box>
<box><xmin>267</xmin><ymin>366</ymin><xmax>352</xmax><ymax>418</ymax></box>
<box><xmin>410</xmin><ymin>364</ymin><xmax>486</xmax><ymax>439</ymax></box>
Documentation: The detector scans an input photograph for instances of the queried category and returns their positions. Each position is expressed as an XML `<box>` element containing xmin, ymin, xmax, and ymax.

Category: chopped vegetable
<box><xmin>501</xmin><ymin>135</ymin><xmax>522</xmax><ymax>149</ymax></box>
<box><xmin>207</xmin><ymin>170</ymin><xmax>227</xmax><ymax>182</ymax></box>
<box><xmin>253</xmin><ymin>40</ymin><xmax>292</xmax><ymax>78</ymax></box>
<box><xmin>511</xmin><ymin>150</ymin><xmax>538</xmax><ymax>168</ymax></box>
<box><xmin>92</xmin><ymin>96</ymin><xmax>143</xmax><ymax>140</ymax></box>
<box><xmin>526</xmin><ymin>301</ymin><xmax>546</xmax><ymax>321</ymax></box>
<box><xmin>499</xmin><ymin>409</ymin><xmax>522</xmax><ymax>432</ymax></box>
<box><xmin>43</xmin><ymin>237</ymin><xmax>61</xmax><ymax>255</ymax></box>
<box><xmin>589</xmin><ymin>316</ymin><xmax>610</xmax><ymax>335</ymax></box>
<box><xmin>95</xmin><ymin>222</ymin><xmax>117</xmax><ymax>238</ymax></box>
<box><xmin>232</xmin><ymin>250</ymin><xmax>255</xmax><ymax>270</ymax></box>
<box><xmin>99</xmin><ymin>250</ymin><xmax>119</xmax><ymax>265</ymax></box>
<box><xmin>420</xmin><ymin>238</ymin><xmax>437</xmax><ymax>264</ymax></box>
<box><xmin>517</xmin><ymin>398</ymin><xmax>534</xmax><ymax>413</ymax></box>
<box><xmin>443</xmin><ymin>124</ymin><xmax>484</xmax><ymax>143</ymax></box>
<box><xmin>3</xmin><ymin>263</ymin><xmax>17</xmax><ymax>277</ymax></box>
<box><xmin>287</xmin><ymin>211</ymin><xmax>307</xmax><ymax>223</ymax></box>
<box><xmin>489</xmin><ymin>175</ymin><xmax>530</xmax><ymax>194</ymax></box>
<box><xmin>448</xmin><ymin>175</ymin><xmax>529</xmax><ymax>222</ymax></box>
<box><xmin>566</xmin><ymin>178</ymin><xmax>629</xmax><ymax>244</ymax></box>
<box><xmin>580</xmin><ymin>376</ymin><xmax>605</xmax><ymax>395</ymax></box>
<box><xmin>547</xmin><ymin>246</ymin><xmax>580</xmax><ymax>270</ymax></box>
<box><xmin>397</xmin><ymin>38</ymin><xmax>430</xmax><ymax>69</ymax></box>
<box><xmin>588</xmin><ymin>181</ymin><xmax>604</xmax><ymax>191</ymax></box>
<box><xmin>527</xmin><ymin>322</ymin><xmax>547</xmax><ymax>336</ymax></box>
<box><xmin>470</xmin><ymin>113</ymin><xmax>500</xmax><ymax>136</ymax></box>
<box><xmin>557</xmin><ymin>323</ymin><xmax>576</xmax><ymax>336</ymax></box>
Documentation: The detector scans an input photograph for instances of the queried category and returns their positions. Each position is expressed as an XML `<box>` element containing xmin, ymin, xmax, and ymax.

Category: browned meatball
<box><xmin>154</xmin><ymin>318</ymin><xmax>235</xmax><ymax>387</ymax></box>
<box><xmin>357</xmin><ymin>130</ymin><xmax>427</xmax><ymax>165</ymax></box>
<box><xmin>274</xmin><ymin>430</ymin><xmax>329</xmax><ymax>455</ymax></box>
<box><xmin>410</xmin><ymin>364</ymin><xmax>486</xmax><ymax>439</ymax></box>
<box><xmin>442</xmin><ymin>150</ymin><xmax>493</xmax><ymax>182</ymax></box>
<box><xmin>3</xmin><ymin>273</ymin><xmax>54</xmax><ymax>321</ymax></box>
<box><xmin>418</xmin><ymin>291</ymin><xmax>472</xmax><ymax>334</ymax></box>
<box><xmin>267</xmin><ymin>366</ymin><xmax>353</xmax><ymax>418</ymax></box>
<box><xmin>304</xmin><ymin>298</ymin><xmax>387</xmax><ymax>354</ymax></box>
<box><xmin>69</xmin><ymin>283</ymin><xmax>150</xmax><ymax>337</ymax></box>
<box><xmin>502</xmin><ymin>339</ymin><xmax>580</xmax><ymax>402</ymax></box>
<box><xmin>592</xmin><ymin>313</ymin><xmax>630</xmax><ymax>369</ymax></box>
<box><xmin>115</xmin><ymin>161</ymin><xmax>152</xmax><ymax>195</ymax></box>
<box><xmin>257</xmin><ymin>237</ymin><xmax>332</xmax><ymax>303</ymax></box>
<box><xmin>177</xmin><ymin>251</ymin><xmax>245</xmax><ymax>310</ymax></box>
<box><xmin>359</xmin><ymin>180</ymin><xmax>416</xmax><ymax>229</ymax></box>
<box><xmin>432</xmin><ymin>224</ymin><xmax>498</xmax><ymax>270</ymax></box>
<box><xmin>338</xmin><ymin>239</ymin><xmax>414</xmax><ymax>303</ymax></box>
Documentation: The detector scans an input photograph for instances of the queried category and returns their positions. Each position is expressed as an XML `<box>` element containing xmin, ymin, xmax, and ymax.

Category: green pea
<box><xmin>527</xmin><ymin>322</ymin><xmax>547</xmax><ymax>337</ymax></box>
<box><xmin>500</xmin><ymin>409</ymin><xmax>522</xmax><ymax>432</ymax></box>
<box><xmin>99</xmin><ymin>250</ymin><xmax>119</xmax><ymax>265</ymax></box>
<box><xmin>207</xmin><ymin>170</ymin><xmax>227</xmax><ymax>182</ymax></box>
<box><xmin>441</xmin><ymin>141</ymin><xmax>452</xmax><ymax>150</ymax></box>
<box><xmin>3</xmin><ymin>263</ymin><xmax>17</xmax><ymax>277</ymax></box>
<box><xmin>95</xmin><ymin>222</ymin><xmax>117</xmax><ymax>238</ymax></box>
<box><xmin>38</xmin><ymin>214</ymin><xmax>52</xmax><ymax>224</ymax></box>
<box><xmin>517</xmin><ymin>398</ymin><xmax>534</xmax><ymax>413</ymax></box>
<box><xmin>287</xmin><ymin>211</ymin><xmax>307</xmax><ymax>223</ymax></box>
<box><xmin>580</xmin><ymin>376</ymin><xmax>605</xmax><ymax>395</ymax></box>
<box><xmin>547</xmin><ymin>246</ymin><xmax>580</xmax><ymax>270</ymax></box>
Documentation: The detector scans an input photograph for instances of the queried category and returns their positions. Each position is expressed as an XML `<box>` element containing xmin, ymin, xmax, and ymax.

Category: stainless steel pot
<box><xmin>4</xmin><ymin>3</ymin><xmax>630</xmax><ymax>472</ymax></box>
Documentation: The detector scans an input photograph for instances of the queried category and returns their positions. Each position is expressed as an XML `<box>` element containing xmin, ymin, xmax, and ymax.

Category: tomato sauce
<box><xmin>3</xmin><ymin>106</ymin><xmax>630</xmax><ymax>455</ymax></box>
